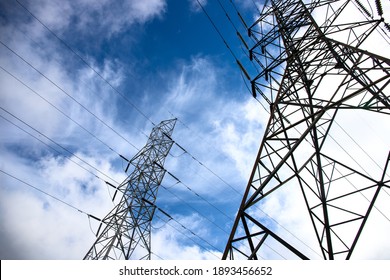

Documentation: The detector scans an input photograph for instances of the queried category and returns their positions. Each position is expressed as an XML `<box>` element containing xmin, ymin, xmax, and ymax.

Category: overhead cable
<box><xmin>14</xmin><ymin>0</ymin><xmax>156</xmax><ymax>127</ymax></box>
<box><xmin>0</xmin><ymin>107</ymin><xmax>121</xmax><ymax>186</ymax></box>
<box><xmin>0</xmin><ymin>40</ymin><xmax>139</xmax><ymax>151</ymax></box>
<box><xmin>0</xmin><ymin>168</ymin><xmax>99</xmax><ymax>219</ymax></box>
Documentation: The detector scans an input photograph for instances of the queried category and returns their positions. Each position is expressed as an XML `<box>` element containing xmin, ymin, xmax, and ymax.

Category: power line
<box><xmin>155</xmin><ymin>205</ymin><xmax>293</xmax><ymax>260</ymax></box>
<box><xmin>196</xmin><ymin>0</ymin><xmax>236</xmax><ymax>60</ymax></box>
<box><xmin>159</xmin><ymin>186</ymin><xmax>231</xmax><ymax>240</ymax></box>
<box><xmin>0</xmin><ymin>168</ymin><xmax>97</xmax><ymax>218</ymax></box>
<box><xmin>166</xmin><ymin>119</ymin><xmax>323</xmax><ymax>257</ymax></box>
<box><xmin>196</xmin><ymin>0</ymin><xmax>253</xmax><ymax>85</ymax></box>
<box><xmin>167</xmin><ymin>112</ymin><xmax>237</xmax><ymax>164</ymax></box>
<box><xmin>153</xmin><ymin>212</ymin><xmax>221</xmax><ymax>259</ymax></box>
<box><xmin>0</xmin><ymin>65</ymin><xmax>125</xmax><ymax>160</ymax></box>
<box><xmin>0</xmin><ymin>39</ymin><xmax>139</xmax><ymax>152</ymax></box>
<box><xmin>7</xmin><ymin>2</ymin><xmax>244</xmax><ymax>193</ymax></box>
<box><xmin>9</xmin><ymin>0</ymin><xmax>257</xmax><ymax>214</ymax></box>
<box><xmin>0</xmin><ymin>167</ymin><xmax>166</xmax><ymax>259</ymax></box>
<box><xmin>166</xmin><ymin>163</ymin><xmax>236</xmax><ymax>217</ymax></box>
<box><xmin>162</xmin><ymin>158</ymin><xmax>322</xmax><ymax>258</ymax></box>
<box><xmin>0</xmin><ymin>35</ymin><xmax>252</xmax><ymax>256</ymax></box>
<box><xmin>5</xmin><ymin>0</ymin><xmax>344</xmax><ymax>259</ymax></box>
<box><xmin>1</xmin><ymin>88</ymin><xmax>297</xmax><ymax>259</ymax></box>
<box><xmin>0</xmin><ymin>106</ymin><xmax>121</xmax><ymax>186</ymax></box>
<box><xmin>173</xmin><ymin>141</ymin><xmax>242</xmax><ymax>196</ymax></box>
<box><xmin>5</xmin><ymin>17</ymin><xmax>152</xmax><ymax>144</ymax></box>
<box><xmin>8</xmin><ymin>1</ymin><xmax>240</xmax><ymax>181</ymax></box>
<box><xmin>14</xmin><ymin>0</ymin><xmax>156</xmax><ymax>127</ymax></box>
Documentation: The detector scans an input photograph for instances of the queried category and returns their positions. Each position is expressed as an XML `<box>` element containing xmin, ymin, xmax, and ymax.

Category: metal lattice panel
<box><xmin>224</xmin><ymin>0</ymin><xmax>390</xmax><ymax>260</ymax></box>
<box><xmin>84</xmin><ymin>118</ymin><xmax>176</xmax><ymax>260</ymax></box>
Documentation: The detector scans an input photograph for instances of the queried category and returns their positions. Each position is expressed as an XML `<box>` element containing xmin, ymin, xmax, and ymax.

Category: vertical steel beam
<box><xmin>84</xmin><ymin>118</ymin><xmax>176</xmax><ymax>260</ymax></box>
<box><xmin>224</xmin><ymin>0</ymin><xmax>390</xmax><ymax>259</ymax></box>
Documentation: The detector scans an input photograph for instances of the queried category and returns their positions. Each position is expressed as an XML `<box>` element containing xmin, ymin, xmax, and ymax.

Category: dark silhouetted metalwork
<box><xmin>84</xmin><ymin>118</ymin><xmax>177</xmax><ymax>260</ymax></box>
<box><xmin>224</xmin><ymin>0</ymin><xmax>390</xmax><ymax>260</ymax></box>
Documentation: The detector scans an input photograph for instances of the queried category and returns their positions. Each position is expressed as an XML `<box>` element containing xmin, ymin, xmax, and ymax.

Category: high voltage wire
<box><xmin>0</xmin><ymin>40</ymin><xmax>140</xmax><ymax>152</ymax></box>
<box><xmin>168</xmin><ymin>112</ymin><xmax>237</xmax><ymax>164</ymax></box>
<box><xmin>0</xmin><ymin>65</ymin><xmax>125</xmax><ymax>159</ymax></box>
<box><xmin>9</xmin><ymin>17</ymin><xmax>152</xmax><ymax>143</ymax></box>
<box><xmin>1</xmin><ymin>0</ymin><xmax>264</xmax><ymax>259</ymax></box>
<box><xmin>0</xmin><ymin>32</ymin><xmax>241</xmax><ymax>227</ymax></box>
<box><xmin>165</xmin><ymin>216</ymin><xmax>222</xmax><ymax>258</ymax></box>
<box><xmin>195</xmin><ymin>0</ymin><xmax>390</xmax><ymax>258</ymax></box>
<box><xmin>0</xmin><ymin>74</ymin><xmax>235</xmax><ymax>258</ymax></box>
<box><xmin>2</xmin><ymin>3</ymin><xmax>294</xmax><ymax>261</ymax></box>
<box><xmin>9</xmin><ymin>0</ymin><xmax>316</xmax><ymax>258</ymax></box>
<box><xmin>0</xmin><ymin>35</ymin><xmax>241</xmax><ymax>255</ymax></box>
<box><xmin>0</xmin><ymin>168</ymin><xmax>164</xmax><ymax>260</ymax></box>
<box><xmin>0</xmin><ymin>169</ymin><xmax>98</xmax><ymax>219</ymax></box>
<box><xmin>1</xmin><ymin>164</ymin><xmax>223</xmax><ymax>259</ymax></box>
<box><xmin>9</xmin><ymin>0</ymin><xmax>241</xmax><ymax>192</ymax></box>
<box><xmin>0</xmin><ymin>107</ymin><xmax>121</xmax><ymax>186</ymax></box>
<box><xmin>1</xmin><ymin>50</ymin><xmax>244</xmax><ymax>226</ymax></box>
<box><xmin>14</xmin><ymin>0</ymin><xmax>156</xmax><ymax>127</ymax></box>
<box><xmin>12</xmin><ymin>0</ymin><xmax>248</xmax><ymax>182</ymax></box>
<box><xmin>197</xmin><ymin>0</ymin><xmax>274</xmax><ymax>110</ymax></box>
<box><xmin>153</xmin><ymin>213</ymin><xmax>221</xmax><ymax>259</ymax></box>
<box><xmin>3</xmin><ymin>158</ymin><xmax>287</xmax><ymax>260</ymax></box>
<box><xmin>160</xmin><ymin>184</ymin><xmax>231</xmax><ymax>235</ymax></box>
<box><xmin>10</xmin><ymin>29</ymin><xmax>243</xmax><ymax>236</ymax></box>
<box><xmin>1</xmin><ymin>110</ymin><xmax>224</xmax><ymax>258</ymax></box>
<box><xmin>0</xmin><ymin>108</ymin><xmax>221</xmax><ymax>258</ymax></box>
<box><xmin>196</xmin><ymin>0</ymin><xmax>245</xmax><ymax>73</ymax></box>
<box><xmin>7</xmin><ymin>0</ymin><xmax>388</xmax><ymax>259</ymax></box>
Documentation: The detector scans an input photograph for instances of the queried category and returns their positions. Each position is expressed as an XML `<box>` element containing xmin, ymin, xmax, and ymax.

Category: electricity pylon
<box><xmin>224</xmin><ymin>0</ymin><xmax>390</xmax><ymax>260</ymax></box>
<box><xmin>84</xmin><ymin>118</ymin><xmax>177</xmax><ymax>260</ymax></box>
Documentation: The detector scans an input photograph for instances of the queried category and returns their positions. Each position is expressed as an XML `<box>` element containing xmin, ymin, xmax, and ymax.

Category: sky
<box><xmin>0</xmin><ymin>0</ymin><xmax>390</xmax><ymax>260</ymax></box>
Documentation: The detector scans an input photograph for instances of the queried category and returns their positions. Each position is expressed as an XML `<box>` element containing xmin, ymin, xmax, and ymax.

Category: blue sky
<box><xmin>1</xmin><ymin>0</ymin><xmax>390</xmax><ymax>260</ymax></box>
<box><xmin>0</xmin><ymin>0</ymin><xmax>266</xmax><ymax>259</ymax></box>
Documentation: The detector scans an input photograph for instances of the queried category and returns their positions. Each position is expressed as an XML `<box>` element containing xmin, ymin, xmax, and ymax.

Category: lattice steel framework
<box><xmin>224</xmin><ymin>0</ymin><xmax>390</xmax><ymax>260</ymax></box>
<box><xmin>84</xmin><ymin>118</ymin><xmax>177</xmax><ymax>260</ymax></box>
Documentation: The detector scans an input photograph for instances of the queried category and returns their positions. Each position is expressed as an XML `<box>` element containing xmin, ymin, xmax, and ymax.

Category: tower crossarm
<box><xmin>84</xmin><ymin>118</ymin><xmax>177</xmax><ymax>260</ymax></box>
<box><xmin>224</xmin><ymin>0</ymin><xmax>390</xmax><ymax>260</ymax></box>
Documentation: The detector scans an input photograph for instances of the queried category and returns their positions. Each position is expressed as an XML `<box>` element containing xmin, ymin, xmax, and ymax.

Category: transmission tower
<box><xmin>84</xmin><ymin>118</ymin><xmax>177</xmax><ymax>260</ymax></box>
<box><xmin>224</xmin><ymin>0</ymin><xmax>390</xmax><ymax>260</ymax></box>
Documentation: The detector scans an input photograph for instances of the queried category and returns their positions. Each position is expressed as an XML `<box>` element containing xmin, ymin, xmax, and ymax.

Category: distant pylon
<box><xmin>224</xmin><ymin>0</ymin><xmax>390</xmax><ymax>260</ymax></box>
<box><xmin>84</xmin><ymin>118</ymin><xmax>177</xmax><ymax>260</ymax></box>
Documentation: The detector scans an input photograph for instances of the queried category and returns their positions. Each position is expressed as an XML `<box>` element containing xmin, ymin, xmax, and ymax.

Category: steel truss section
<box><xmin>224</xmin><ymin>0</ymin><xmax>390</xmax><ymax>260</ymax></box>
<box><xmin>84</xmin><ymin>118</ymin><xmax>177</xmax><ymax>260</ymax></box>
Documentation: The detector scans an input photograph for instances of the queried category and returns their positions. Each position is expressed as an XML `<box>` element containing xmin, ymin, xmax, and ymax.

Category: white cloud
<box><xmin>1</xmin><ymin>12</ymin><xmax>241</xmax><ymax>259</ymax></box>
<box><xmin>0</xmin><ymin>0</ymin><xmax>155</xmax><ymax>260</ymax></box>
<box><xmin>153</xmin><ymin>55</ymin><xmax>266</xmax><ymax>197</ymax></box>
<box><xmin>1</xmin><ymin>0</ymin><xmax>389</xmax><ymax>261</ymax></box>
<box><xmin>24</xmin><ymin>0</ymin><xmax>167</xmax><ymax>36</ymax></box>
<box><xmin>222</xmin><ymin>0</ymin><xmax>390</xmax><ymax>260</ymax></box>
<box><xmin>188</xmin><ymin>0</ymin><xmax>207</xmax><ymax>13</ymax></box>
<box><xmin>152</xmin><ymin>213</ymin><xmax>222</xmax><ymax>260</ymax></box>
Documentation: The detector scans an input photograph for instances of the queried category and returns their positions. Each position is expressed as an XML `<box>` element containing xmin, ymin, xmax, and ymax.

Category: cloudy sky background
<box><xmin>0</xmin><ymin>0</ymin><xmax>390</xmax><ymax>260</ymax></box>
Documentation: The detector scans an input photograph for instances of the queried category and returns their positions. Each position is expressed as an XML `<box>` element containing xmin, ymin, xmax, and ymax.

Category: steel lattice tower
<box><xmin>84</xmin><ymin>118</ymin><xmax>177</xmax><ymax>260</ymax></box>
<box><xmin>224</xmin><ymin>0</ymin><xmax>390</xmax><ymax>260</ymax></box>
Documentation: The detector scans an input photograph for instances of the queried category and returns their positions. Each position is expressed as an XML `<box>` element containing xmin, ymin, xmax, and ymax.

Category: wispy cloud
<box><xmin>21</xmin><ymin>0</ymin><xmax>167</xmax><ymax>36</ymax></box>
<box><xmin>0</xmin><ymin>0</ymin><xmax>258</xmax><ymax>259</ymax></box>
<box><xmin>188</xmin><ymin>0</ymin><xmax>207</xmax><ymax>13</ymax></box>
<box><xmin>1</xmin><ymin>0</ymin><xmax>389</xmax><ymax>260</ymax></box>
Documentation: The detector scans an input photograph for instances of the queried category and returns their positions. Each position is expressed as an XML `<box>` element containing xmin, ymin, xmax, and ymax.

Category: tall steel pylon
<box><xmin>224</xmin><ymin>0</ymin><xmax>390</xmax><ymax>260</ymax></box>
<box><xmin>84</xmin><ymin>118</ymin><xmax>177</xmax><ymax>260</ymax></box>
